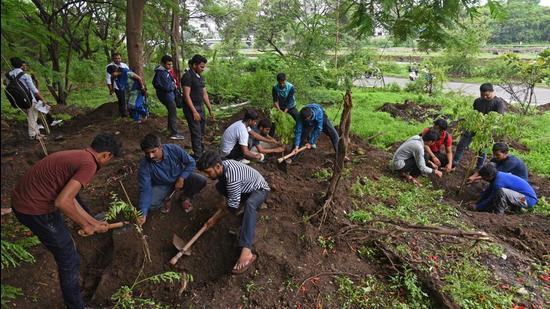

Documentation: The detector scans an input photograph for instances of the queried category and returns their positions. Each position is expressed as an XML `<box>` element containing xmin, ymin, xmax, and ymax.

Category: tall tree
<box><xmin>126</xmin><ymin>0</ymin><xmax>145</xmax><ymax>77</ymax></box>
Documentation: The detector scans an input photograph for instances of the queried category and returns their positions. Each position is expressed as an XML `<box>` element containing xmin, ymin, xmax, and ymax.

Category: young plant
<box><xmin>317</xmin><ymin>235</ymin><xmax>335</xmax><ymax>251</ymax></box>
<box><xmin>312</xmin><ymin>168</ymin><xmax>332</xmax><ymax>182</ymax></box>
<box><xmin>1</xmin><ymin>237</ymin><xmax>39</xmax><ymax>306</ymax></box>
<box><xmin>270</xmin><ymin>109</ymin><xmax>295</xmax><ymax>145</ymax></box>
<box><xmin>111</xmin><ymin>271</ymin><xmax>184</xmax><ymax>309</ymax></box>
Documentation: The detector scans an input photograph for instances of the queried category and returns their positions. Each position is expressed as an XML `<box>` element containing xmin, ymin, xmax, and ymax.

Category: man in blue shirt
<box><xmin>272</xmin><ymin>73</ymin><xmax>298</xmax><ymax>121</ymax></box>
<box><xmin>471</xmin><ymin>163</ymin><xmax>537</xmax><ymax>214</ymax></box>
<box><xmin>291</xmin><ymin>103</ymin><xmax>339</xmax><ymax>155</ymax></box>
<box><xmin>467</xmin><ymin>142</ymin><xmax>528</xmax><ymax>183</ymax></box>
<box><xmin>137</xmin><ymin>134</ymin><xmax>207</xmax><ymax>226</ymax></box>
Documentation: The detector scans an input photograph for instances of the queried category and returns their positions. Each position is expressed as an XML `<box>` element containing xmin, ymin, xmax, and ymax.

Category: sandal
<box><xmin>160</xmin><ymin>200</ymin><xmax>172</xmax><ymax>214</ymax></box>
<box><xmin>182</xmin><ymin>199</ymin><xmax>193</xmax><ymax>213</ymax></box>
<box><xmin>232</xmin><ymin>254</ymin><xmax>257</xmax><ymax>275</ymax></box>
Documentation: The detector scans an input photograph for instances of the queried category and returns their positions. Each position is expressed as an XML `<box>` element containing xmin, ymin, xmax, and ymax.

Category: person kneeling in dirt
<box><xmin>11</xmin><ymin>133</ymin><xmax>122</xmax><ymax>309</ymax></box>
<box><xmin>220</xmin><ymin>109</ymin><xmax>277</xmax><ymax>164</ymax></box>
<box><xmin>467</xmin><ymin>142</ymin><xmax>528</xmax><ymax>184</ymax></box>
<box><xmin>291</xmin><ymin>103</ymin><xmax>339</xmax><ymax>155</ymax></box>
<box><xmin>470</xmin><ymin>163</ymin><xmax>537</xmax><ymax>214</ymax></box>
<box><xmin>197</xmin><ymin>150</ymin><xmax>270</xmax><ymax>274</ymax></box>
<box><xmin>390</xmin><ymin>129</ymin><xmax>443</xmax><ymax>186</ymax></box>
<box><xmin>421</xmin><ymin>118</ymin><xmax>453</xmax><ymax>173</ymax></box>
<box><xmin>249</xmin><ymin>118</ymin><xmax>285</xmax><ymax>157</ymax></box>
<box><xmin>137</xmin><ymin>134</ymin><xmax>207</xmax><ymax>225</ymax></box>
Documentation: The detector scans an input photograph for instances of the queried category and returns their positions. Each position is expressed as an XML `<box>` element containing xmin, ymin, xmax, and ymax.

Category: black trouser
<box><xmin>13</xmin><ymin>209</ymin><xmax>85</xmax><ymax>309</ymax></box>
<box><xmin>161</xmin><ymin>98</ymin><xmax>179</xmax><ymax>136</ymax></box>
<box><xmin>183</xmin><ymin>106</ymin><xmax>206</xmax><ymax>158</ymax></box>
<box><xmin>398</xmin><ymin>157</ymin><xmax>422</xmax><ymax>177</ymax></box>
<box><xmin>424</xmin><ymin>151</ymin><xmax>448</xmax><ymax>167</ymax></box>
<box><xmin>285</xmin><ymin>107</ymin><xmax>299</xmax><ymax>122</ymax></box>
<box><xmin>114</xmin><ymin>89</ymin><xmax>128</xmax><ymax>117</ymax></box>
<box><xmin>225</xmin><ymin>143</ymin><xmax>245</xmax><ymax>161</ymax></box>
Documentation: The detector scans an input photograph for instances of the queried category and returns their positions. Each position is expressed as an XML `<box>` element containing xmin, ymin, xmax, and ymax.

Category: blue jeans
<box><xmin>13</xmin><ymin>209</ymin><xmax>84</xmax><ymax>309</ymax></box>
<box><xmin>300</xmin><ymin>114</ymin><xmax>339</xmax><ymax>153</ymax></box>
<box><xmin>453</xmin><ymin>131</ymin><xmax>486</xmax><ymax>169</ymax></box>
<box><xmin>149</xmin><ymin>173</ymin><xmax>207</xmax><ymax>210</ymax></box>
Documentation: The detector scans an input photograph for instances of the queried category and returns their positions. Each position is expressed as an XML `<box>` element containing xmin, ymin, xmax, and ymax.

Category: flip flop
<box><xmin>232</xmin><ymin>254</ymin><xmax>257</xmax><ymax>275</ymax></box>
<box><xmin>182</xmin><ymin>199</ymin><xmax>193</xmax><ymax>213</ymax></box>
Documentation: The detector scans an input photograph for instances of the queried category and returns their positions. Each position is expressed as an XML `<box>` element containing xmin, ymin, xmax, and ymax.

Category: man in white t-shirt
<box><xmin>220</xmin><ymin>109</ymin><xmax>276</xmax><ymax>163</ymax></box>
<box><xmin>105</xmin><ymin>52</ymin><xmax>130</xmax><ymax>117</ymax></box>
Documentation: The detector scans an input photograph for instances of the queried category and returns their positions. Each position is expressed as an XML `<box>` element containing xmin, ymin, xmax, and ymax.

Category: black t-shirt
<box><xmin>473</xmin><ymin>96</ymin><xmax>506</xmax><ymax>114</ymax></box>
<box><xmin>181</xmin><ymin>69</ymin><xmax>205</xmax><ymax>111</ymax></box>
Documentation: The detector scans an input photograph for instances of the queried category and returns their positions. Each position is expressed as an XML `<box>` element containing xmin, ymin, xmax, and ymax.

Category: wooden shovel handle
<box><xmin>278</xmin><ymin>146</ymin><xmax>308</xmax><ymax>163</ymax></box>
<box><xmin>78</xmin><ymin>222</ymin><xmax>125</xmax><ymax>237</ymax></box>
<box><xmin>170</xmin><ymin>209</ymin><xmax>223</xmax><ymax>265</ymax></box>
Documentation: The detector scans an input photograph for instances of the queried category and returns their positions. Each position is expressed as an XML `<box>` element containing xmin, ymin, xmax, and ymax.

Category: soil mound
<box><xmin>378</xmin><ymin>100</ymin><xmax>442</xmax><ymax>122</ymax></box>
<box><xmin>537</xmin><ymin>102</ymin><xmax>550</xmax><ymax>112</ymax></box>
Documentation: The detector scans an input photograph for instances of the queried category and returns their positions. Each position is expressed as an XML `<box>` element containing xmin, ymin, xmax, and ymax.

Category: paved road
<box><xmin>354</xmin><ymin>76</ymin><xmax>550</xmax><ymax>105</ymax></box>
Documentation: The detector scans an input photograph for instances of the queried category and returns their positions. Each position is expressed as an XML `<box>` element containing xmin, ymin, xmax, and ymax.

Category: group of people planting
<box><xmin>390</xmin><ymin>83</ymin><xmax>538</xmax><ymax>214</ymax></box>
<box><xmin>5</xmin><ymin>51</ymin><xmax>540</xmax><ymax>309</ymax></box>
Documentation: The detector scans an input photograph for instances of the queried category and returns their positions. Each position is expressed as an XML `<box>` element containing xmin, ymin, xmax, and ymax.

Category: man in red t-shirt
<box><xmin>11</xmin><ymin>133</ymin><xmax>122</xmax><ymax>309</ymax></box>
<box><xmin>421</xmin><ymin>119</ymin><xmax>453</xmax><ymax>172</ymax></box>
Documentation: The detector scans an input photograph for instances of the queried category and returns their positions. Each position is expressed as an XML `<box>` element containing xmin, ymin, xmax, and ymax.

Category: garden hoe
<box><xmin>277</xmin><ymin>145</ymin><xmax>307</xmax><ymax>172</ymax></box>
<box><xmin>77</xmin><ymin>221</ymin><xmax>130</xmax><ymax>237</ymax></box>
<box><xmin>170</xmin><ymin>209</ymin><xmax>224</xmax><ymax>265</ymax></box>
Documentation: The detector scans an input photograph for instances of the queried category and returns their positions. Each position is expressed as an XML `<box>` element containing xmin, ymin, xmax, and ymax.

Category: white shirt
<box><xmin>220</xmin><ymin>121</ymin><xmax>251</xmax><ymax>156</ymax></box>
<box><xmin>105</xmin><ymin>62</ymin><xmax>129</xmax><ymax>90</ymax></box>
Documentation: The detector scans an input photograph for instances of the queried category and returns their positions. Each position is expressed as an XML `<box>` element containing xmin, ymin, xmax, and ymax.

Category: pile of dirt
<box><xmin>378</xmin><ymin>100</ymin><xmax>443</xmax><ymax>122</ymax></box>
<box><xmin>537</xmin><ymin>102</ymin><xmax>550</xmax><ymax>112</ymax></box>
<box><xmin>1</xmin><ymin>102</ymin><xmax>549</xmax><ymax>308</ymax></box>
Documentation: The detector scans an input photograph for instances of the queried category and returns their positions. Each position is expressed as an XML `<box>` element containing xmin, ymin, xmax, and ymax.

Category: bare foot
<box><xmin>232</xmin><ymin>247</ymin><xmax>257</xmax><ymax>274</ymax></box>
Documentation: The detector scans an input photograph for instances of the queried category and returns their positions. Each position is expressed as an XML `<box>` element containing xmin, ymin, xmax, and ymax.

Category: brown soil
<box><xmin>537</xmin><ymin>103</ymin><xmax>550</xmax><ymax>112</ymax></box>
<box><xmin>1</xmin><ymin>102</ymin><xmax>549</xmax><ymax>308</ymax></box>
<box><xmin>378</xmin><ymin>100</ymin><xmax>443</xmax><ymax>123</ymax></box>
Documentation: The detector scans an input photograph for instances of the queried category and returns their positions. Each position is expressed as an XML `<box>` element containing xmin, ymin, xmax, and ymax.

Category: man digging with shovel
<box><xmin>10</xmin><ymin>133</ymin><xmax>121</xmax><ymax>309</ymax></box>
<box><xmin>197</xmin><ymin>150</ymin><xmax>270</xmax><ymax>274</ymax></box>
<box><xmin>137</xmin><ymin>133</ymin><xmax>207</xmax><ymax>226</ymax></box>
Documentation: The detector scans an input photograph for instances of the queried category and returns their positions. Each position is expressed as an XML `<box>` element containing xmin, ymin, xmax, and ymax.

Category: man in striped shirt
<box><xmin>198</xmin><ymin>151</ymin><xmax>270</xmax><ymax>274</ymax></box>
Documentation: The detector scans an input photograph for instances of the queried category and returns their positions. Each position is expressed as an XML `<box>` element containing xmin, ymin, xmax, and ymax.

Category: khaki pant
<box><xmin>26</xmin><ymin>103</ymin><xmax>40</xmax><ymax>138</ymax></box>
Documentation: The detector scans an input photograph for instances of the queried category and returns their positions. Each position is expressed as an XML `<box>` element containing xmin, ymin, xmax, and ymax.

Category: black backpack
<box><xmin>4</xmin><ymin>72</ymin><xmax>33</xmax><ymax>109</ymax></box>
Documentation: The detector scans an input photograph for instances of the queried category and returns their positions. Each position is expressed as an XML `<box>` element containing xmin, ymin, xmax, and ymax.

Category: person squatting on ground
<box><xmin>106</xmin><ymin>65</ymin><xmax>148</xmax><ymax>123</ymax></box>
<box><xmin>5</xmin><ymin>57</ymin><xmax>47</xmax><ymax>139</ymax></box>
<box><xmin>220</xmin><ymin>109</ymin><xmax>279</xmax><ymax>163</ymax></box>
<box><xmin>181</xmin><ymin>54</ymin><xmax>215</xmax><ymax>158</ymax></box>
<box><xmin>272</xmin><ymin>72</ymin><xmax>299</xmax><ymax>121</ymax></box>
<box><xmin>137</xmin><ymin>134</ymin><xmax>207</xmax><ymax>226</ymax></box>
<box><xmin>390</xmin><ymin>129</ymin><xmax>443</xmax><ymax>186</ymax></box>
<box><xmin>249</xmin><ymin>118</ymin><xmax>285</xmax><ymax>156</ymax></box>
<box><xmin>105</xmin><ymin>53</ymin><xmax>130</xmax><ymax>117</ymax></box>
<box><xmin>11</xmin><ymin>133</ymin><xmax>122</xmax><ymax>309</ymax></box>
<box><xmin>471</xmin><ymin>163</ymin><xmax>537</xmax><ymax>214</ymax></box>
<box><xmin>468</xmin><ymin>142</ymin><xmax>529</xmax><ymax>183</ymax></box>
<box><xmin>153</xmin><ymin>55</ymin><xmax>185</xmax><ymax>140</ymax></box>
<box><xmin>421</xmin><ymin>118</ymin><xmax>453</xmax><ymax>172</ymax></box>
<box><xmin>197</xmin><ymin>151</ymin><xmax>270</xmax><ymax>274</ymax></box>
<box><xmin>453</xmin><ymin>83</ymin><xmax>507</xmax><ymax>169</ymax></box>
<box><xmin>291</xmin><ymin>103</ymin><xmax>339</xmax><ymax>155</ymax></box>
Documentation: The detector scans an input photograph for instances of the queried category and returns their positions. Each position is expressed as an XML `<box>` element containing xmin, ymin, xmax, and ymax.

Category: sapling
<box><xmin>270</xmin><ymin>109</ymin><xmax>295</xmax><ymax>145</ymax></box>
<box><xmin>1</xmin><ymin>236</ymin><xmax>39</xmax><ymax>306</ymax></box>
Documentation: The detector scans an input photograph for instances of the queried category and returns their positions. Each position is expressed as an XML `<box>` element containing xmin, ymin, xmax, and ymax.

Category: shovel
<box><xmin>170</xmin><ymin>209</ymin><xmax>223</xmax><ymax>265</ymax></box>
<box><xmin>77</xmin><ymin>221</ymin><xmax>130</xmax><ymax>237</ymax></box>
<box><xmin>277</xmin><ymin>146</ymin><xmax>307</xmax><ymax>172</ymax></box>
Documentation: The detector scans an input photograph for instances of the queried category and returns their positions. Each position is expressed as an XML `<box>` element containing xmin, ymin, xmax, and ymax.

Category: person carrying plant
<box><xmin>10</xmin><ymin>133</ymin><xmax>122</xmax><ymax>309</ymax></box>
<box><xmin>181</xmin><ymin>54</ymin><xmax>215</xmax><ymax>158</ymax></box>
<box><xmin>390</xmin><ymin>129</ymin><xmax>443</xmax><ymax>186</ymax></box>
<box><xmin>136</xmin><ymin>134</ymin><xmax>207</xmax><ymax>226</ymax></box>
<box><xmin>272</xmin><ymin>72</ymin><xmax>299</xmax><ymax>121</ymax></box>
<box><xmin>106</xmin><ymin>65</ymin><xmax>148</xmax><ymax>123</ymax></box>
<box><xmin>105</xmin><ymin>52</ymin><xmax>130</xmax><ymax>117</ymax></box>
<box><xmin>421</xmin><ymin>118</ymin><xmax>453</xmax><ymax>173</ymax></box>
<box><xmin>470</xmin><ymin>163</ymin><xmax>537</xmax><ymax>214</ymax></box>
<box><xmin>453</xmin><ymin>83</ymin><xmax>507</xmax><ymax>169</ymax></box>
<box><xmin>220</xmin><ymin>109</ymin><xmax>275</xmax><ymax>163</ymax></box>
<box><xmin>467</xmin><ymin>142</ymin><xmax>528</xmax><ymax>183</ymax></box>
<box><xmin>4</xmin><ymin>57</ymin><xmax>45</xmax><ymax>139</ymax></box>
<box><xmin>249</xmin><ymin>118</ymin><xmax>285</xmax><ymax>156</ymax></box>
<box><xmin>291</xmin><ymin>103</ymin><xmax>339</xmax><ymax>155</ymax></box>
<box><xmin>197</xmin><ymin>150</ymin><xmax>270</xmax><ymax>275</ymax></box>
<box><xmin>153</xmin><ymin>55</ymin><xmax>185</xmax><ymax>140</ymax></box>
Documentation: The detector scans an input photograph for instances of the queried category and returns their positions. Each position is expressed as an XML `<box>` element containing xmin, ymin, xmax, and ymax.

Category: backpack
<box><xmin>4</xmin><ymin>72</ymin><xmax>33</xmax><ymax>109</ymax></box>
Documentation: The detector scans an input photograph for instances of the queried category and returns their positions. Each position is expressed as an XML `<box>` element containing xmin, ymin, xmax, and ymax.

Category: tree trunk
<box><xmin>126</xmin><ymin>0</ymin><xmax>145</xmax><ymax>77</ymax></box>
<box><xmin>170</xmin><ymin>0</ymin><xmax>182</xmax><ymax>79</ymax></box>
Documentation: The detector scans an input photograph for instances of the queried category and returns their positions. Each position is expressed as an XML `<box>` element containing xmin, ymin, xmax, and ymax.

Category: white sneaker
<box><xmin>50</xmin><ymin>120</ymin><xmax>63</xmax><ymax>126</ymax></box>
<box><xmin>240</xmin><ymin>159</ymin><xmax>251</xmax><ymax>164</ymax></box>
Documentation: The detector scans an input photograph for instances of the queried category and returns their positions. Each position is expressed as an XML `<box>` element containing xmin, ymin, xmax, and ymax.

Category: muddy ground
<box><xmin>1</xmin><ymin>102</ymin><xmax>549</xmax><ymax>308</ymax></box>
